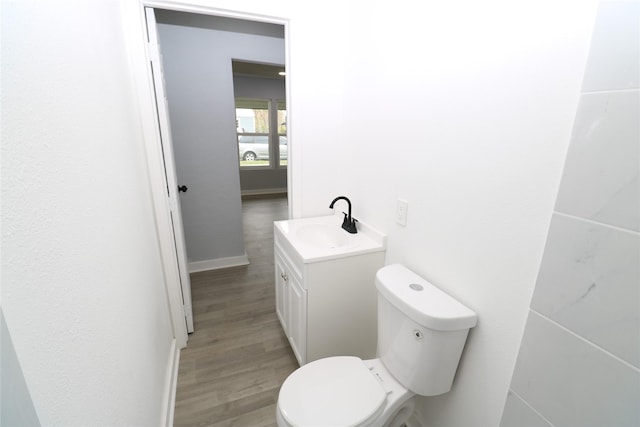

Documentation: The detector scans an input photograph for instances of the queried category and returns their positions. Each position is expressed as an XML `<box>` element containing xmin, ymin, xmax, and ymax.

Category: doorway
<box><xmin>140</xmin><ymin>2</ymin><xmax>291</xmax><ymax>346</ymax></box>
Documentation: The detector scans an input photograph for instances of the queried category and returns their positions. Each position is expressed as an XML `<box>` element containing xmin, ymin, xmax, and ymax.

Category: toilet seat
<box><xmin>278</xmin><ymin>356</ymin><xmax>387</xmax><ymax>427</ymax></box>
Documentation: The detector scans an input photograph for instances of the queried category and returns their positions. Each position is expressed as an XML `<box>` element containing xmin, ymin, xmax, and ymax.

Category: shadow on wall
<box><xmin>1</xmin><ymin>309</ymin><xmax>41</xmax><ymax>426</ymax></box>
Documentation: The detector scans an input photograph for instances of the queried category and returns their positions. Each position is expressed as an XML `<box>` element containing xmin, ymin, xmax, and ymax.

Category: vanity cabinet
<box><xmin>274</xmin><ymin>215</ymin><xmax>386</xmax><ymax>366</ymax></box>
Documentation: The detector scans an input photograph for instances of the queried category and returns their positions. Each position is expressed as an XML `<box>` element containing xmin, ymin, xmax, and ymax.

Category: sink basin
<box><xmin>295</xmin><ymin>223</ymin><xmax>351</xmax><ymax>249</ymax></box>
<box><xmin>274</xmin><ymin>214</ymin><xmax>386</xmax><ymax>263</ymax></box>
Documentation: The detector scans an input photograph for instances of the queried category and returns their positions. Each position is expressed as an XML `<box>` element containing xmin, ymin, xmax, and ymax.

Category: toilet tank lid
<box><xmin>376</xmin><ymin>264</ymin><xmax>477</xmax><ymax>331</ymax></box>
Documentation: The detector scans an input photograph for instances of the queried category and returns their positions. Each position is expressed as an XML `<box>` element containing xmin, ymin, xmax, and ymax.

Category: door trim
<box><xmin>160</xmin><ymin>338</ymin><xmax>180</xmax><ymax>426</ymax></box>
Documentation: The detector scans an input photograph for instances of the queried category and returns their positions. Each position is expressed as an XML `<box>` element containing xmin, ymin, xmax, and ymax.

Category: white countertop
<box><xmin>274</xmin><ymin>214</ymin><xmax>386</xmax><ymax>263</ymax></box>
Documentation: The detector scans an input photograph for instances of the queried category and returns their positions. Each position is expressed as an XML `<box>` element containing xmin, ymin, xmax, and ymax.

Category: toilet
<box><xmin>276</xmin><ymin>263</ymin><xmax>477</xmax><ymax>427</ymax></box>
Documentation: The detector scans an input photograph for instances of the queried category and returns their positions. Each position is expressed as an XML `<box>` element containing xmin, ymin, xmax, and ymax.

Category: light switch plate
<box><xmin>396</xmin><ymin>199</ymin><xmax>408</xmax><ymax>226</ymax></box>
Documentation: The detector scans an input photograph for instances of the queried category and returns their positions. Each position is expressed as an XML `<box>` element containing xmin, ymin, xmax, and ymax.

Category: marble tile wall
<box><xmin>501</xmin><ymin>1</ymin><xmax>640</xmax><ymax>426</ymax></box>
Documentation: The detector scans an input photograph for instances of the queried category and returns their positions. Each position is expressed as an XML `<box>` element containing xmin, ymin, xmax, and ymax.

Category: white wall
<box><xmin>501</xmin><ymin>1</ymin><xmax>640</xmax><ymax>425</ymax></box>
<box><xmin>1</xmin><ymin>0</ymin><xmax>176</xmax><ymax>425</ymax></box>
<box><xmin>155</xmin><ymin>10</ymin><xmax>285</xmax><ymax>264</ymax></box>
<box><xmin>295</xmin><ymin>2</ymin><xmax>599</xmax><ymax>425</ymax></box>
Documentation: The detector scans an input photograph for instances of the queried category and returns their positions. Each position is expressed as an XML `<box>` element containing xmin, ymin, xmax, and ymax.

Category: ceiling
<box><xmin>232</xmin><ymin>60</ymin><xmax>285</xmax><ymax>80</ymax></box>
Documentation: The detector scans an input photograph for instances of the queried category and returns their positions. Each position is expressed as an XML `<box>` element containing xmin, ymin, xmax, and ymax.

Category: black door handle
<box><xmin>178</xmin><ymin>185</ymin><xmax>188</xmax><ymax>193</ymax></box>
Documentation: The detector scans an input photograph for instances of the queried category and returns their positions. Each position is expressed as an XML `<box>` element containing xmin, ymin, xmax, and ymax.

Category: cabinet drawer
<box><xmin>274</xmin><ymin>240</ymin><xmax>302</xmax><ymax>284</ymax></box>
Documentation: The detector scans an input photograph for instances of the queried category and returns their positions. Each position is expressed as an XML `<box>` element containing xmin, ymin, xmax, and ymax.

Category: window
<box><xmin>236</xmin><ymin>99</ymin><xmax>271</xmax><ymax>167</ymax></box>
<box><xmin>236</xmin><ymin>98</ymin><xmax>288</xmax><ymax>169</ymax></box>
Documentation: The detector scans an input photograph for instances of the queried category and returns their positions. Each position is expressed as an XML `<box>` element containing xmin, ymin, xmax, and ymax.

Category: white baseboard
<box><xmin>161</xmin><ymin>339</ymin><xmax>180</xmax><ymax>427</ymax></box>
<box><xmin>188</xmin><ymin>254</ymin><xmax>250</xmax><ymax>273</ymax></box>
<box><xmin>241</xmin><ymin>187</ymin><xmax>287</xmax><ymax>197</ymax></box>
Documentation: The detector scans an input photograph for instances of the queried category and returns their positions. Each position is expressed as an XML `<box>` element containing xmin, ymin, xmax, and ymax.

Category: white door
<box><xmin>287</xmin><ymin>275</ymin><xmax>307</xmax><ymax>365</ymax></box>
<box><xmin>144</xmin><ymin>7</ymin><xmax>194</xmax><ymax>333</ymax></box>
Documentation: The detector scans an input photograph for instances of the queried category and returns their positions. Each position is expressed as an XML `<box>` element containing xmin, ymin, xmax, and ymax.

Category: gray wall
<box><xmin>233</xmin><ymin>75</ymin><xmax>287</xmax><ymax>194</ymax></box>
<box><xmin>156</xmin><ymin>10</ymin><xmax>285</xmax><ymax>263</ymax></box>
<box><xmin>500</xmin><ymin>2</ymin><xmax>640</xmax><ymax>426</ymax></box>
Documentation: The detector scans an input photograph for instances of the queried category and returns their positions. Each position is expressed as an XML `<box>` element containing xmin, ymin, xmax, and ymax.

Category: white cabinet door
<box><xmin>274</xmin><ymin>252</ymin><xmax>288</xmax><ymax>332</ymax></box>
<box><xmin>287</xmin><ymin>275</ymin><xmax>307</xmax><ymax>365</ymax></box>
<box><xmin>275</xmin><ymin>246</ymin><xmax>307</xmax><ymax>365</ymax></box>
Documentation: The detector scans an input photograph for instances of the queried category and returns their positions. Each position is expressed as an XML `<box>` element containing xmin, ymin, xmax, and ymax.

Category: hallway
<box><xmin>174</xmin><ymin>195</ymin><xmax>297</xmax><ymax>427</ymax></box>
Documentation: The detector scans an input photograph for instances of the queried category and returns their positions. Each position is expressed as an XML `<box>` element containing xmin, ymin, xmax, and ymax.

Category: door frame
<box><xmin>121</xmin><ymin>0</ymin><xmax>293</xmax><ymax>348</ymax></box>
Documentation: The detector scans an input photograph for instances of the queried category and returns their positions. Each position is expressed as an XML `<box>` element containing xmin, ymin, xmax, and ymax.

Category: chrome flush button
<box><xmin>409</xmin><ymin>284</ymin><xmax>424</xmax><ymax>339</ymax></box>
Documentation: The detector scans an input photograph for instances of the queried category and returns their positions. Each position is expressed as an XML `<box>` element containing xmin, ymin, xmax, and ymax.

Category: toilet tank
<box><xmin>375</xmin><ymin>264</ymin><xmax>477</xmax><ymax>396</ymax></box>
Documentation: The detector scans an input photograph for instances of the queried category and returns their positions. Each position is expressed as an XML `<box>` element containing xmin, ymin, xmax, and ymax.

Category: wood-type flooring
<box><xmin>174</xmin><ymin>195</ymin><xmax>298</xmax><ymax>427</ymax></box>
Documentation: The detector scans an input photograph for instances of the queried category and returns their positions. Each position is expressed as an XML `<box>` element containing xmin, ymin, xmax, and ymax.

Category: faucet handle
<box><xmin>341</xmin><ymin>212</ymin><xmax>349</xmax><ymax>227</ymax></box>
<box><xmin>342</xmin><ymin>212</ymin><xmax>358</xmax><ymax>234</ymax></box>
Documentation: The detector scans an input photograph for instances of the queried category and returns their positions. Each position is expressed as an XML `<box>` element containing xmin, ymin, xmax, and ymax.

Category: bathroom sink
<box><xmin>274</xmin><ymin>214</ymin><xmax>386</xmax><ymax>263</ymax></box>
<box><xmin>295</xmin><ymin>223</ymin><xmax>351</xmax><ymax>249</ymax></box>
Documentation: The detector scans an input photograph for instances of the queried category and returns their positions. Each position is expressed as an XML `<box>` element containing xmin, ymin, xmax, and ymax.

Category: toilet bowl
<box><xmin>277</xmin><ymin>357</ymin><xmax>415</xmax><ymax>427</ymax></box>
<box><xmin>276</xmin><ymin>264</ymin><xmax>477</xmax><ymax>427</ymax></box>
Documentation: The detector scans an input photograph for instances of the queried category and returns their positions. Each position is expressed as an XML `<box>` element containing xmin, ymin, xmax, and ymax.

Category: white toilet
<box><xmin>276</xmin><ymin>263</ymin><xmax>477</xmax><ymax>427</ymax></box>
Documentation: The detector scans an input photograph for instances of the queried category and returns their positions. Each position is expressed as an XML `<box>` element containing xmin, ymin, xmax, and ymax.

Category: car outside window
<box><xmin>236</xmin><ymin>98</ymin><xmax>287</xmax><ymax>168</ymax></box>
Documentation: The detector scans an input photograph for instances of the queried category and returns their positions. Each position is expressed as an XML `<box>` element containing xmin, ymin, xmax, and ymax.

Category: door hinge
<box><xmin>148</xmin><ymin>42</ymin><xmax>160</xmax><ymax>63</ymax></box>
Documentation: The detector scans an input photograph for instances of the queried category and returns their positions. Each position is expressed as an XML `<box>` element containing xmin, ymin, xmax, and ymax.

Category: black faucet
<box><xmin>329</xmin><ymin>196</ymin><xmax>358</xmax><ymax>234</ymax></box>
